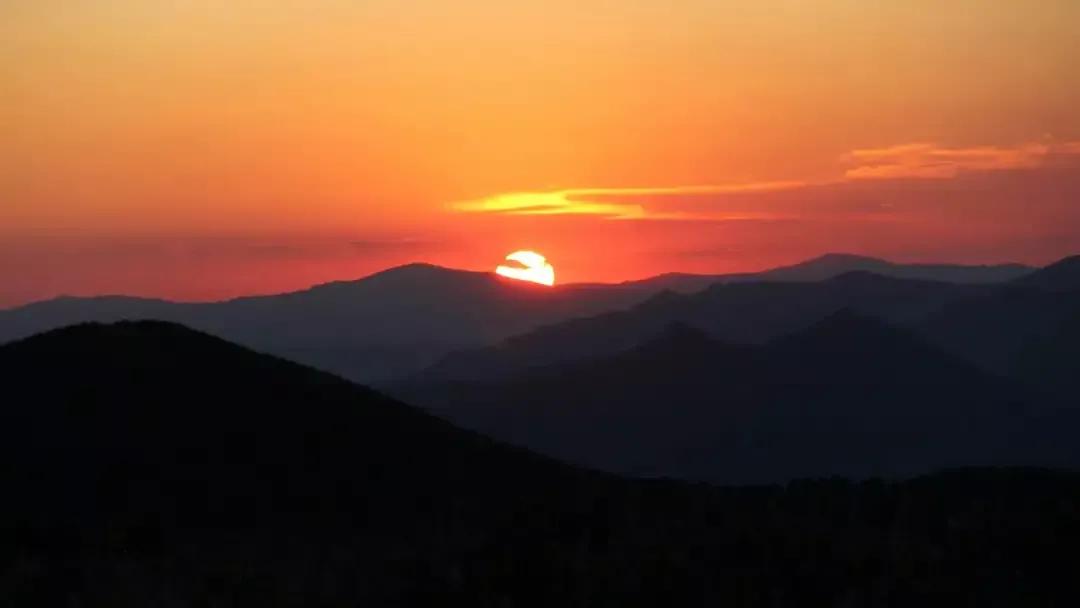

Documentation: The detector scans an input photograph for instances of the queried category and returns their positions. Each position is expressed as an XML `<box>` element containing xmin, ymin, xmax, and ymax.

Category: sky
<box><xmin>3</xmin><ymin>0</ymin><xmax>1080</xmax><ymax>306</ymax></box>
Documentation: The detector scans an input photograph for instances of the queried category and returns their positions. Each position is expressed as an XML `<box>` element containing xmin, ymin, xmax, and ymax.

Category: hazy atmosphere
<box><xmin>4</xmin><ymin>1</ymin><xmax>1080</xmax><ymax>306</ymax></box>
<box><xmin>3</xmin><ymin>2</ymin><xmax>1080</xmax><ymax>605</ymax></box>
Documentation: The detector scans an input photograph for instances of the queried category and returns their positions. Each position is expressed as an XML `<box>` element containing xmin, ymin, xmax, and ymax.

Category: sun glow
<box><xmin>495</xmin><ymin>251</ymin><xmax>556</xmax><ymax>286</ymax></box>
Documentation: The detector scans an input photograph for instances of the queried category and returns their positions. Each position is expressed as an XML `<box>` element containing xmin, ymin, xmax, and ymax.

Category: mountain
<box><xmin>918</xmin><ymin>286</ymin><xmax>1080</xmax><ymax>384</ymax></box>
<box><xmin>0</xmin><ymin>321</ymin><xmax>618</xmax><ymax>604</ymax></box>
<box><xmin>0</xmin><ymin>254</ymin><xmax>1033</xmax><ymax>385</ymax></box>
<box><xmin>590</xmin><ymin>253</ymin><xmax>1030</xmax><ymax>293</ymax></box>
<box><xmin>402</xmin><ymin>312</ymin><xmax>1078</xmax><ymax>483</ymax></box>
<box><xmin>4</xmin><ymin>322</ymin><xmax>1080</xmax><ymax>605</ymax></box>
<box><xmin>740</xmin><ymin>253</ymin><xmax>1033</xmax><ymax>284</ymax></box>
<box><xmin>0</xmin><ymin>264</ymin><xmax>677</xmax><ymax>384</ymax></box>
<box><xmin>1013</xmin><ymin>308</ymin><xmax>1080</xmax><ymax>394</ymax></box>
<box><xmin>1013</xmin><ymin>254</ymin><xmax>1080</xmax><ymax>291</ymax></box>
<box><xmin>0</xmin><ymin>321</ymin><xmax>587</xmax><ymax>518</ymax></box>
<box><xmin>421</xmin><ymin>272</ymin><xmax>988</xmax><ymax>382</ymax></box>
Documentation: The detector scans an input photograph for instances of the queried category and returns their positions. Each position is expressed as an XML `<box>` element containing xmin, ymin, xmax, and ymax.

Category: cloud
<box><xmin>844</xmin><ymin>141</ymin><xmax>1080</xmax><ymax>180</ymax></box>
<box><xmin>450</xmin><ymin>140</ymin><xmax>1080</xmax><ymax>223</ymax></box>
<box><xmin>450</xmin><ymin>182</ymin><xmax>807</xmax><ymax>220</ymax></box>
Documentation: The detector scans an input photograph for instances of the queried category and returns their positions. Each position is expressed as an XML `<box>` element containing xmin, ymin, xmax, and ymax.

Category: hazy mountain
<box><xmin>403</xmin><ymin>312</ymin><xmax>1078</xmax><ymax>483</ymax></box>
<box><xmin>1012</xmin><ymin>254</ymin><xmax>1080</xmax><ymax>292</ymax></box>
<box><xmin>422</xmin><ymin>272</ymin><xmax>988</xmax><ymax>382</ymax></box>
<box><xmin>919</xmin><ymin>286</ymin><xmax>1080</xmax><ymax>388</ymax></box>
<box><xmin>739</xmin><ymin>253</ymin><xmax>1033</xmax><ymax>284</ymax></box>
<box><xmin>578</xmin><ymin>253</ymin><xmax>1031</xmax><ymax>292</ymax></box>
<box><xmin>0</xmin><ymin>264</ymin><xmax>678</xmax><ymax>383</ymax></box>
<box><xmin>0</xmin><ymin>255</ymin><xmax>1033</xmax><ymax>386</ymax></box>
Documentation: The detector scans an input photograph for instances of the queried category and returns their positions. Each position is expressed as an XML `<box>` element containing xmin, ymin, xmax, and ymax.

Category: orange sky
<box><xmin>3</xmin><ymin>1</ymin><xmax>1080</xmax><ymax>306</ymax></box>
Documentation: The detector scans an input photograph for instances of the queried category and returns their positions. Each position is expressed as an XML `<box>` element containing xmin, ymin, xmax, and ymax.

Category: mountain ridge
<box><xmin>0</xmin><ymin>253</ymin><xmax>1052</xmax><ymax>386</ymax></box>
<box><xmin>419</xmin><ymin>270</ymin><xmax>990</xmax><ymax>383</ymax></box>
<box><xmin>402</xmin><ymin>312</ymin><xmax>1075</xmax><ymax>483</ymax></box>
<box><xmin>5</xmin><ymin>320</ymin><xmax>1080</xmax><ymax>604</ymax></box>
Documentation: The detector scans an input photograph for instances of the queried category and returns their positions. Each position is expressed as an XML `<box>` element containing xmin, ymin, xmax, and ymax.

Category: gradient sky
<box><xmin>3</xmin><ymin>1</ymin><xmax>1080</xmax><ymax>306</ymax></box>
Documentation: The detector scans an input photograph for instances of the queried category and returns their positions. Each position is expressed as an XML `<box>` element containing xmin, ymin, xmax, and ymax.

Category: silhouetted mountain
<box><xmin>591</xmin><ymin>254</ymin><xmax>1030</xmax><ymax>291</ymax></box>
<box><xmin>918</xmin><ymin>286</ymin><xmax>1080</xmax><ymax>383</ymax></box>
<box><xmin>0</xmin><ymin>321</ymin><xmax>586</xmax><ymax>519</ymax></box>
<box><xmin>1013</xmin><ymin>307</ymin><xmax>1080</xmax><ymax>394</ymax></box>
<box><xmin>740</xmin><ymin>253</ymin><xmax>1033</xmax><ymax>284</ymax></box>
<box><xmin>904</xmin><ymin>254</ymin><xmax>1080</xmax><ymax>391</ymax></box>
<box><xmin>0</xmin><ymin>265</ymin><xmax>679</xmax><ymax>384</ymax></box>
<box><xmin>0</xmin><ymin>321</ymin><xmax>601</xmax><ymax>603</ymax></box>
<box><xmin>0</xmin><ymin>254</ymin><xmax>1033</xmax><ymax>386</ymax></box>
<box><xmin>403</xmin><ymin>313</ymin><xmax>1078</xmax><ymax>483</ymax></box>
<box><xmin>5</xmin><ymin>322</ymin><xmax>1080</xmax><ymax>605</ymax></box>
<box><xmin>1013</xmin><ymin>254</ymin><xmax>1080</xmax><ymax>291</ymax></box>
<box><xmin>422</xmin><ymin>272</ymin><xmax>988</xmax><ymax>382</ymax></box>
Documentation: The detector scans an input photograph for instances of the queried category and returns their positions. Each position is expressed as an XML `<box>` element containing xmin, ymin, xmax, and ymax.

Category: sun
<box><xmin>495</xmin><ymin>250</ymin><xmax>556</xmax><ymax>286</ymax></box>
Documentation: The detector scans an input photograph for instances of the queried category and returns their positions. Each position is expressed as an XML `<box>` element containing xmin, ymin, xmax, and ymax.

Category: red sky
<box><xmin>3</xmin><ymin>1</ymin><xmax>1079</xmax><ymax>307</ymax></box>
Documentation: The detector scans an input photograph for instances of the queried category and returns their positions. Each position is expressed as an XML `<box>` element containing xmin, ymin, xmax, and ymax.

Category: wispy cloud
<box><xmin>450</xmin><ymin>182</ymin><xmax>806</xmax><ymax>220</ymax></box>
<box><xmin>451</xmin><ymin>141</ymin><xmax>1080</xmax><ymax>221</ymax></box>
<box><xmin>844</xmin><ymin>141</ymin><xmax>1080</xmax><ymax>180</ymax></box>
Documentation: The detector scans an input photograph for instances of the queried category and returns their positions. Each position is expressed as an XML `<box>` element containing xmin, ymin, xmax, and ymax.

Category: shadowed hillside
<box><xmin>3</xmin><ymin>322</ymin><xmax>1080</xmax><ymax>605</ymax></box>
<box><xmin>421</xmin><ymin>272</ymin><xmax>988</xmax><ymax>382</ymax></box>
<box><xmin>403</xmin><ymin>312</ymin><xmax>1079</xmax><ymax>483</ymax></box>
<box><xmin>1013</xmin><ymin>254</ymin><xmax>1080</xmax><ymax>292</ymax></box>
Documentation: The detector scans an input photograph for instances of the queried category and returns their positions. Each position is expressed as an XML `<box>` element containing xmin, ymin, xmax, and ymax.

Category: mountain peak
<box><xmin>769</xmin><ymin>307</ymin><xmax>979</xmax><ymax>384</ymax></box>
<box><xmin>362</xmin><ymin>262</ymin><xmax>484</xmax><ymax>281</ymax></box>
<box><xmin>3</xmin><ymin>320</ymin><xmax>266</xmax><ymax>366</ymax></box>
<box><xmin>808</xmin><ymin>252</ymin><xmax>889</xmax><ymax>265</ymax></box>
<box><xmin>773</xmin><ymin>308</ymin><xmax>916</xmax><ymax>353</ymax></box>
<box><xmin>753</xmin><ymin>253</ymin><xmax>894</xmax><ymax>283</ymax></box>
<box><xmin>1016</xmin><ymin>254</ymin><xmax>1080</xmax><ymax>292</ymax></box>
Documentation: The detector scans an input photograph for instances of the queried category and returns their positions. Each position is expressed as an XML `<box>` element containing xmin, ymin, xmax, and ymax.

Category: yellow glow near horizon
<box><xmin>495</xmin><ymin>251</ymin><xmax>556</xmax><ymax>286</ymax></box>
<box><xmin>3</xmin><ymin>1</ymin><xmax>1080</xmax><ymax>306</ymax></box>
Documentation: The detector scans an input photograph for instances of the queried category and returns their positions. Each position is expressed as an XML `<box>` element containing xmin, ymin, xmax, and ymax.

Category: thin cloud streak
<box><xmin>451</xmin><ymin>182</ymin><xmax>807</xmax><ymax>220</ymax></box>
<box><xmin>452</xmin><ymin>141</ymin><xmax>1080</xmax><ymax>221</ymax></box>
<box><xmin>845</xmin><ymin>141</ymin><xmax>1080</xmax><ymax>180</ymax></box>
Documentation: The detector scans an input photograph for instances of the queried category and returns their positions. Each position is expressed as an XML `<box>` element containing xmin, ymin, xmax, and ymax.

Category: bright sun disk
<box><xmin>495</xmin><ymin>251</ymin><xmax>555</xmax><ymax>286</ymax></box>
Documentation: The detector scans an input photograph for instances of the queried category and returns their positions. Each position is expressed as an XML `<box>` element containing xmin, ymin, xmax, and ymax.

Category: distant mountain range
<box><xmin>419</xmin><ymin>272</ymin><xmax>987</xmax><ymax>382</ymax></box>
<box><xmin>722</xmin><ymin>253</ymin><xmax>1033</xmax><ymax>285</ymax></box>
<box><xmin>401</xmin><ymin>311</ymin><xmax>1079</xmax><ymax>483</ymax></box>
<box><xmin>420</xmin><ymin>254</ymin><xmax>1080</xmax><ymax>387</ymax></box>
<box><xmin>0</xmin><ymin>264</ymin><xmax>661</xmax><ymax>382</ymax></box>
<box><xmin>0</xmin><ymin>253</ymin><xmax>1040</xmax><ymax>384</ymax></box>
<box><xmin>396</xmin><ymin>254</ymin><xmax>1080</xmax><ymax>484</ymax></box>
<box><xmin>5</xmin><ymin>321</ymin><xmax>1080</xmax><ymax>604</ymax></box>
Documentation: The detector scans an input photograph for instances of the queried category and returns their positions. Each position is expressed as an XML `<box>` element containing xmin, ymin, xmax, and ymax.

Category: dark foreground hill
<box><xmin>3</xmin><ymin>322</ymin><xmax>1080</xmax><ymax>606</ymax></box>
<box><xmin>404</xmin><ymin>313</ymin><xmax>1080</xmax><ymax>483</ymax></box>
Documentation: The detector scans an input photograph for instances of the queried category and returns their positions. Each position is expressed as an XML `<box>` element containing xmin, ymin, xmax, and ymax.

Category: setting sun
<box><xmin>495</xmin><ymin>251</ymin><xmax>556</xmax><ymax>286</ymax></box>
